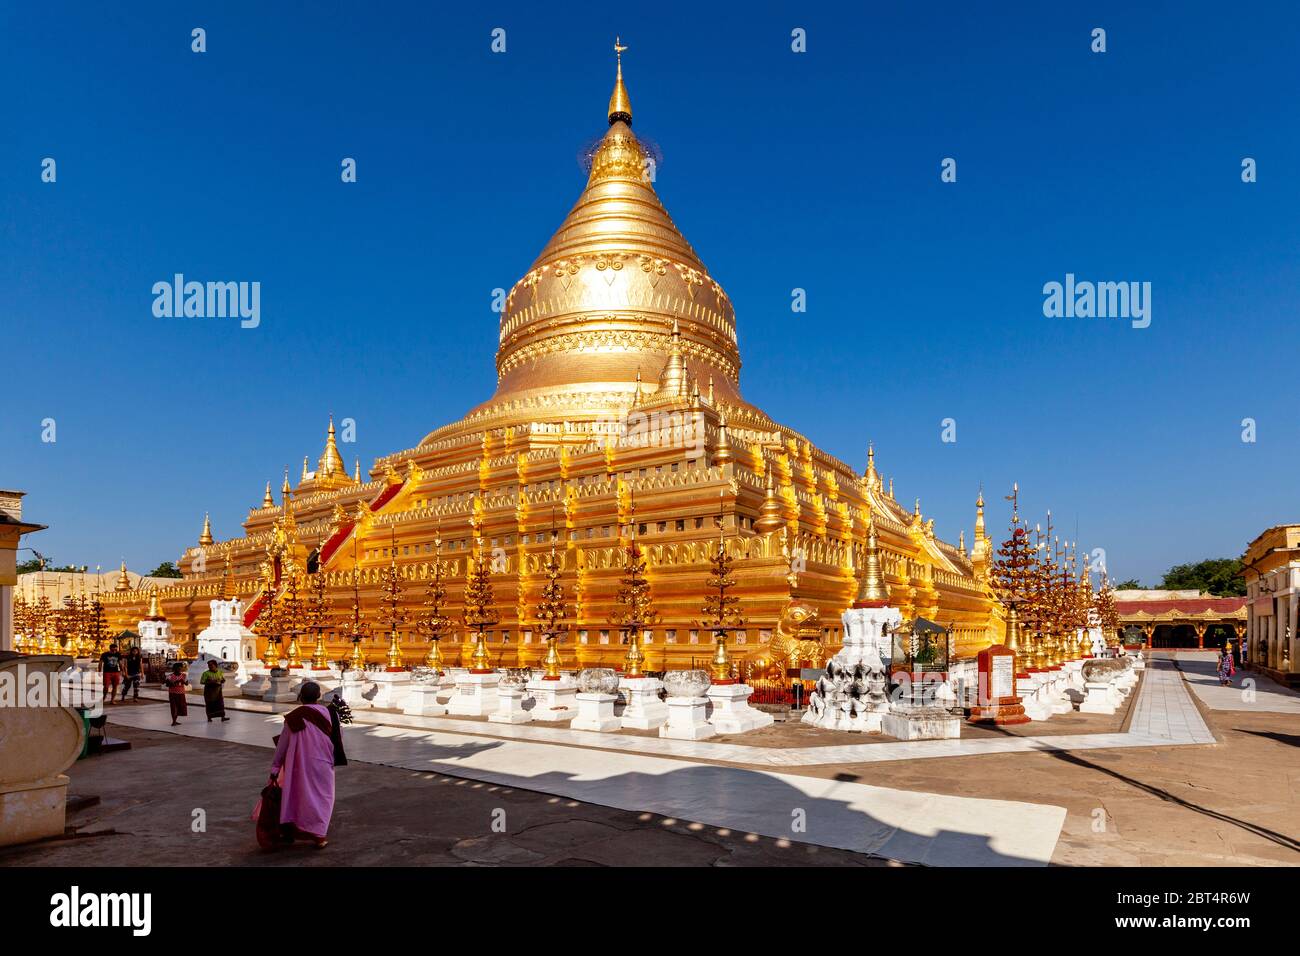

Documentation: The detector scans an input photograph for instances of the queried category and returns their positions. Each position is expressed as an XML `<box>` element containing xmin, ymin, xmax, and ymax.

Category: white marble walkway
<box><xmin>110</xmin><ymin>702</ymin><xmax>1067</xmax><ymax>867</ymax></box>
<box><xmin>1177</xmin><ymin>657</ymin><xmax>1300</xmax><ymax>714</ymax></box>
<box><xmin>131</xmin><ymin>657</ymin><xmax>1214</xmax><ymax>767</ymax></box>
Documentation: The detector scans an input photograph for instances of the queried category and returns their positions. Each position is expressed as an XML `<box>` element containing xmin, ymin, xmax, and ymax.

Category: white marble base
<box><xmin>262</xmin><ymin>674</ymin><xmax>296</xmax><ymax>703</ymax></box>
<box><xmin>1018</xmin><ymin>677</ymin><xmax>1052</xmax><ymax>721</ymax></box>
<box><xmin>447</xmin><ymin>672</ymin><xmax>501</xmax><ymax>717</ymax></box>
<box><xmin>368</xmin><ymin>671</ymin><xmax>413</xmax><ymax>711</ymax></box>
<box><xmin>402</xmin><ymin>683</ymin><xmax>447</xmax><ymax>717</ymax></box>
<box><xmin>570</xmin><ymin>692</ymin><xmax>619</xmax><ymax>732</ymax></box>
<box><xmin>882</xmin><ymin>705</ymin><xmax>962</xmax><ymax>741</ymax></box>
<box><xmin>488</xmin><ymin>685</ymin><xmax>533</xmax><ymax>724</ymax></box>
<box><xmin>1079</xmin><ymin>681</ymin><xmax>1117</xmax><ymax>715</ymax></box>
<box><xmin>526</xmin><ymin>678</ymin><xmax>579</xmax><ymax>723</ymax></box>
<box><xmin>338</xmin><ymin>674</ymin><xmax>376</xmax><ymax>709</ymax></box>
<box><xmin>619</xmin><ymin>677</ymin><xmax>668</xmax><ymax>730</ymax></box>
<box><xmin>707</xmin><ymin>683</ymin><xmax>775</xmax><ymax>734</ymax></box>
<box><xmin>659</xmin><ymin>697</ymin><xmax>715</xmax><ymax>740</ymax></box>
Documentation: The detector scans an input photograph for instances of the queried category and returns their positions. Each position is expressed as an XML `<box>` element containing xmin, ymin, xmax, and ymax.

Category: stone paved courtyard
<box><xmin>4</xmin><ymin>652</ymin><xmax>1297</xmax><ymax>867</ymax></box>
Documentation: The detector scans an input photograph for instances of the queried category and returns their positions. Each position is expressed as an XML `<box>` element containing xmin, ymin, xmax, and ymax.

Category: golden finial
<box><xmin>301</xmin><ymin>455</ymin><xmax>310</xmax><ymax>482</ymax></box>
<box><xmin>632</xmin><ymin>369</ymin><xmax>643</xmax><ymax>406</ymax></box>
<box><xmin>608</xmin><ymin>36</ymin><xmax>632</xmax><ymax>126</ymax></box>
<box><xmin>854</xmin><ymin>515</ymin><xmax>889</xmax><ymax>606</ymax></box>
<box><xmin>116</xmin><ymin>559</ymin><xmax>130</xmax><ymax>591</ymax></box>
<box><xmin>958</xmin><ymin>529</ymin><xmax>966</xmax><ymax>553</ymax></box>
<box><xmin>262</xmin><ymin>481</ymin><xmax>274</xmax><ymax>509</ymax></box>
<box><xmin>755</xmin><ymin>469</ymin><xmax>785</xmax><ymax>534</ymax></box>
<box><xmin>199</xmin><ymin>512</ymin><xmax>214</xmax><ymax>546</ymax></box>
<box><xmin>147</xmin><ymin>590</ymin><xmax>165</xmax><ymax>620</ymax></box>
<box><xmin>887</xmin><ymin>476</ymin><xmax>894</xmax><ymax>498</ymax></box>
<box><xmin>713</xmin><ymin>414</ymin><xmax>734</xmax><ymax>466</ymax></box>
<box><xmin>317</xmin><ymin>414</ymin><xmax>347</xmax><ymax>476</ymax></box>
<box><xmin>354</xmin><ymin>458</ymin><xmax>361</xmax><ymax>483</ymax></box>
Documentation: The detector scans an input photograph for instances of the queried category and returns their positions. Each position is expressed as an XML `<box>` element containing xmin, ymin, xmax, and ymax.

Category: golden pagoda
<box><xmin>101</xmin><ymin>42</ymin><xmax>1001</xmax><ymax>671</ymax></box>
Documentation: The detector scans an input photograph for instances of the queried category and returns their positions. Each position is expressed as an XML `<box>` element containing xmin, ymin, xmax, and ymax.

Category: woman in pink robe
<box><xmin>267</xmin><ymin>682</ymin><xmax>340</xmax><ymax>848</ymax></box>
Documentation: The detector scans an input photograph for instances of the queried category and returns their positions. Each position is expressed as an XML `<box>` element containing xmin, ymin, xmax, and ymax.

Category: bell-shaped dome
<box><xmin>443</xmin><ymin>46</ymin><xmax>746</xmax><ymax>437</ymax></box>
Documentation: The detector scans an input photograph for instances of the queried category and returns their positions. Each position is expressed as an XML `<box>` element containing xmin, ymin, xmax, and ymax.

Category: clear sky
<box><xmin>3</xmin><ymin>1</ymin><xmax>1297</xmax><ymax>584</ymax></box>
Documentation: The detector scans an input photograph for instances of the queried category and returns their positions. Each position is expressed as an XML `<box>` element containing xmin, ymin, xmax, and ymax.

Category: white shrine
<box><xmin>804</xmin><ymin>518</ymin><xmax>900</xmax><ymax>733</ymax></box>
<box><xmin>196</xmin><ymin>594</ymin><xmax>259</xmax><ymax>665</ymax></box>
<box><xmin>136</xmin><ymin>592</ymin><xmax>177</xmax><ymax>655</ymax></box>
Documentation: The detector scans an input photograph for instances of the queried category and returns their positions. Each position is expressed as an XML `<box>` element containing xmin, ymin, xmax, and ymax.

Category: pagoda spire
<box><xmin>713</xmin><ymin>415</ymin><xmax>734</xmax><ymax>466</ymax></box>
<box><xmin>754</xmin><ymin>470</ymin><xmax>785</xmax><ymax>534</ymax></box>
<box><xmin>199</xmin><ymin>513</ymin><xmax>214</xmax><ymax>546</ymax></box>
<box><xmin>116</xmin><ymin>559</ymin><xmax>130</xmax><ymax>591</ymax></box>
<box><xmin>318</xmin><ymin>414</ymin><xmax>347</xmax><ymax>477</ymax></box>
<box><xmin>656</xmin><ymin>317</ymin><xmax>694</xmax><ymax>397</ymax></box>
<box><xmin>147</xmin><ymin>591</ymin><xmax>165</xmax><ymax>620</ymax></box>
<box><xmin>608</xmin><ymin>36</ymin><xmax>632</xmax><ymax>126</ymax></box>
<box><xmin>854</xmin><ymin>515</ymin><xmax>890</xmax><ymax>607</ymax></box>
<box><xmin>262</xmin><ymin>481</ymin><xmax>274</xmax><ymax>508</ymax></box>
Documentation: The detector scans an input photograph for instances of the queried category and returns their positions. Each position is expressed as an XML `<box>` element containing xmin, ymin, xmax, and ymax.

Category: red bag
<box><xmin>254</xmin><ymin>782</ymin><xmax>283</xmax><ymax>849</ymax></box>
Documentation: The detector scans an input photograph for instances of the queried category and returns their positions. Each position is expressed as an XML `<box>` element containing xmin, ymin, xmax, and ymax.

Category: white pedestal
<box><xmin>707</xmin><ymin>683</ymin><xmax>774</xmax><ymax>734</ymax></box>
<box><xmin>1018</xmin><ymin>676</ymin><xmax>1052</xmax><ymax>721</ymax></box>
<box><xmin>339</xmin><ymin>673</ymin><xmax>376</xmax><ymax>709</ymax></box>
<box><xmin>488</xmin><ymin>685</ymin><xmax>533</xmax><ymax>724</ymax></box>
<box><xmin>447</xmin><ymin>672</ymin><xmax>501</xmax><ymax>717</ymax></box>
<box><xmin>402</xmin><ymin>682</ymin><xmax>447</xmax><ymax>716</ymax></box>
<box><xmin>368</xmin><ymin>671</ymin><xmax>413</xmax><ymax>710</ymax></box>
<box><xmin>570</xmin><ymin>692</ymin><xmax>619</xmax><ymax>732</ymax></box>
<box><xmin>526</xmin><ymin>678</ymin><xmax>579</xmax><ymax>723</ymax></box>
<box><xmin>619</xmin><ymin>677</ymin><xmax>668</xmax><ymax>730</ymax></box>
<box><xmin>882</xmin><ymin>687</ymin><xmax>962</xmax><ymax>740</ymax></box>
<box><xmin>658</xmin><ymin>697</ymin><xmax>715</xmax><ymax>739</ymax></box>
<box><xmin>263</xmin><ymin>673</ymin><xmax>297</xmax><ymax>703</ymax></box>
<box><xmin>239</xmin><ymin>670</ymin><xmax>271</xmax><ymax>698</ymax></box>
<box><xmin>1079</xmin><ymin>681</ymin><xmax>1117</xmax><ymax>715</ymax></box>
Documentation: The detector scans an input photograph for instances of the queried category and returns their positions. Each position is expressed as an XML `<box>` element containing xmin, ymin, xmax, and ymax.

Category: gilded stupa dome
<box><xmin>436</xmin><ymin>43</ymin><xmax>750</xmax><ymax>440</ymax></box>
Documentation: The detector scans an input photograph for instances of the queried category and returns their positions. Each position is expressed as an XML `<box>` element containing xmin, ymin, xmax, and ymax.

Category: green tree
<box><xmin>1158</xmin><ymin>558</ymin><xmax>1245</xmax><ymax>597</ymax></box>
<box><xmin>1112</xmin><ymin>578</ymin><xmax>1143</xmax><ymax>590</ymax></box>
<box><xmin>149</xmin><ymin>561</ymin><xmax>184</xmax><ymax>579</ymax></box>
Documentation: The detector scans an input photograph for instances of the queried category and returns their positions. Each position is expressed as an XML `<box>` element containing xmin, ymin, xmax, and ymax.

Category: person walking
<box><xmin>261</xmin><ymin>682</ymin><xmax>347</xmax><ymax>849</ymax></box>
<box><xmin>1218</xmin><ymin>645</ymin><xmax>1236</xmax><ymax>686</ymax></box>
<box><xmin>121</xmin><ymin>647</ymin><xmax>144</xmax><ymax>701</ymax></box>
<box><xmin>163</xmin><ymin>662</ymin><xmax>190</xmax><ymax>725</ymax></box>
<box><xmin>200</xmin><ymin>659</ymin><xmax>230</xmax><ymax>722</ymax></box>
<box><xmin>99</xmin><ymin>643</ymin><xmax>123</xmax><ymax>704</ymax></box>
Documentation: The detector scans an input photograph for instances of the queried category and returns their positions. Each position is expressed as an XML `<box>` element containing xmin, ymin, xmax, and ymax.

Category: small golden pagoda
<box><xmin>102</xmin><ymin>42</ymin><xmax>1002</xmax><ymax>670</ymax></box>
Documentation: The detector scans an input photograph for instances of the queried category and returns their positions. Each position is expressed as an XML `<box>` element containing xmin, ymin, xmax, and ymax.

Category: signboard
<box><xmin>991</xmin><ymin>654</ymin><xmax>1014</xmax><ymax>699</ymax></box>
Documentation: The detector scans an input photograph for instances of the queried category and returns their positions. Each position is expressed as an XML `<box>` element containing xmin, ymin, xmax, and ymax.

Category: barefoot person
<box><xmin>266</xmin><ymin>681</ymin><xmax>345</xmax><ymax>848</ymax></box>
<box><xmin>99</xmin><ymin>643</ymin><xmax>123</xmax><ymax>704</ymax></box>
<box><xmin>163</xmin><ymin>662</ymin><xmax>190</xmax><ymax>725</ymax></box>
<box><xmin>200</xmin><ymin>658</ymin><xmax>230</xmax><ymax>722</ymax></box>
<box><xmin>122</xmin><ymin>647</ymin><xmax>144</xmax><ymax>701</ymax></box>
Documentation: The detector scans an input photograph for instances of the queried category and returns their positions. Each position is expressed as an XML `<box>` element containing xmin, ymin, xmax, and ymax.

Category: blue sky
<box><xmin>3</xmin><ymin>1</ymin><xmax>1297</xmax><ymax>584</ymax></box>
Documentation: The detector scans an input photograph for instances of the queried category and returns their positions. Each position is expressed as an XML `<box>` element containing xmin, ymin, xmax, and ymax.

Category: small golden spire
<box><xmin>318</xmin><ymin>414</ymin><xmax>347</xmax><ymax>476</ymax></box>
<box><xmin>281</xmin><ymin>466</ymin><xmax>291</xmax><ymax>498</ymax></box>
<box><xmin>959</xmin><ymin>529</ymin><xmax>966</xmax><ymax>553</ymax></box>
<box><xmin>854</xmin><ymin>516</ymin><xmax>889</xmax><ymax>606</ymax></box>
<box><xmin>355</xmin><ymin>458</ymin><xmax>361</xmax><ymax>482</ymax></box>
<box><xmin>713</xmin><ymin>415</ymin><xmax>734</xmax><ymax>466</ymax></box>
<box><xmin>301</xmin><ymin>455</ymin><xmax>310</xmax><ymax>482</ymax></box>
<box><xmin>199</xmin><ymin>513</ymin><xmax>214</xmax><ymax>546</ymax></box>
<box><xmin>262</xmin><ymin>481</ymin><xmax>274</xmax><ymax>508</ymax></box>
<box><xmin>656</xmin><ymin>317</ymin><xmax>695</xmax><ymax>397</ymax></box>
<box><xmin>864</xmin><ymin>443</ymin><xmax>877</xmax><ymax>485</ymax></box>
<box><xmin>707</xmin><ymin>375</ymin><xmax>715</xmax><ymax>405</ymax></box>
<box><xmin>632</xmin><ymin>369</ymin><xmax>643</xmax><ymax>405</ymax></box>
<box><xmin>974</xmin><ymin>486</ymin><xmax>986</xmax><ymax>538</ymax></box>
<box><xmin>755</xmin><ymin>470</ymin><xmax>785</xmax><ymax>534</ymax></box>
<box><xmin>608</xmin><ymin>36</ymin><xmax>632</xmax><ymax>126</ymax></box>
<box><xmin>116</xmin><ymin>559</ymin><xmax>130</xmax><ymax>591</ymax></box>
<box><xmin>147</xmin><ymin>590</ymin><xmax>165</xmax><ymax>620</ymax></box>
<box><xmin>219</xmin><ymin>556</ymin><xmax>232</xmax><ymax>601</ymax></box>
<box><xmin>887</xmin><ymin>476</ymin><xmax>894</xmax><ymax>498</ymax></box>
